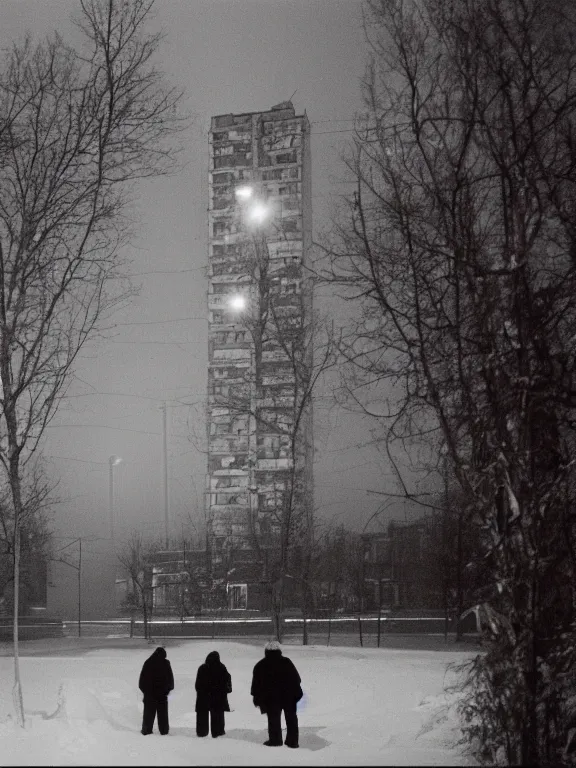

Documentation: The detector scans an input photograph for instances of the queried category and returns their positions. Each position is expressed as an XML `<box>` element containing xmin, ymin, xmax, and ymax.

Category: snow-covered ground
<box><xmin>0</xmin><ymin>640</ymin><xmax>476</xmax><ymax>765</ymax></box>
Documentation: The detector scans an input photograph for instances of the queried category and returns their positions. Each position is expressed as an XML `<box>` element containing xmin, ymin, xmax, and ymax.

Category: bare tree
<box><xmin>0</xmin><ymin>464</ymin><xmax>53</xmax><ymax>614</ymax></box>
<box><xmin>0</xmin><ymin>0</ymin><xmax>184</xmax><ymax>726</ymax></box>
<box><xmin>117</xmin><ymin>531</ymin><xmax>163</xmax><ymax>640</ymax></box>
<box><xmin>324</xmin><ymin>0</ymin><xmax>576</xmax><ymax>763</ymax></box>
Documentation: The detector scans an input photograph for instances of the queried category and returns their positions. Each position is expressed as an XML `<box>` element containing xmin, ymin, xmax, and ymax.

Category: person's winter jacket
<box><xmin>250</xmin><ymin>646</ymin><xmax>303</xmax><ymax>714</ymax></box>
<box><xmin>139</xmin><ymin>647</ymin><xmax>174</xmax><ymax>699</ymax></box>
<box><xmin>195</xmin><ymin>651</ymin><xmax>232</xmax><ymax>712</ymax></box>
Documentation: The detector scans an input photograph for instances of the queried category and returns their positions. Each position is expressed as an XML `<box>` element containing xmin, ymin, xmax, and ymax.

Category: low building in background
<box><xmin>361</xmin><ymin>518</ymin><xmax>444</xmax><ymax>612</ymax></box>
<box><xmin>146</xmin><ymin>544</ymin><xmax>300</xmax><ymax>615</ymax></box>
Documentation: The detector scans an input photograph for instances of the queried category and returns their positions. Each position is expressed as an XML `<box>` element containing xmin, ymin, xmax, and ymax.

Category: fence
<box><xmin>0</xmin><ymin>616</ymin><xmax>65</xmax><ymax>641</ymax></box>
<box><xmin>62</xmin><ymin>613</ymin><xmax>479</xmax><ymax>643</ymax></box>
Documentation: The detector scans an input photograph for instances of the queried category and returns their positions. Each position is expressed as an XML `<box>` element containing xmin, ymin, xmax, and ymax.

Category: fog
<box><xmin>1</xmin><ymin>0</ymin><xmax>429</xmax><ymax>545</ymax></box>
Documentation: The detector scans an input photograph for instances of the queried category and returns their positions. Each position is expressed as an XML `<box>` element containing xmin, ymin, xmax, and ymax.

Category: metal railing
<box><xmin>60</xmin><ymin>613</ymin><xmax>479</xmax><ymax>642</ymax></box>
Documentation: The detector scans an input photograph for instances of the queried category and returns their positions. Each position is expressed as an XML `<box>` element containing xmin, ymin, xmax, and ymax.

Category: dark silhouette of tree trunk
<box><xmin>323</xmin><ymin>0</ymin><xmax>576</xmax><ymax>762</ymax></box>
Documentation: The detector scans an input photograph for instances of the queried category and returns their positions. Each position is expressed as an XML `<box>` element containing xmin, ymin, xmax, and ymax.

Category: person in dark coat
<box><xmin>195</xmin><ymin>650</ymin><xmax>232</xmax><ymax>738</ymax></box>
<box><xmin>250</xmin><ymin>640</ymin><xmax>303</xmax><ymax>748</ymax></box>
<box><xmin>138</xmin><ymin>646</ymin><xmax>174</xmax><ymax>735</ymax></box>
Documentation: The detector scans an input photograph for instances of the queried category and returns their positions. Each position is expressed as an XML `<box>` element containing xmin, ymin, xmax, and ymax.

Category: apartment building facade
<box><xmin>206</xmin><ymin>101</ymin><xmax>313</xmax><ymax>611</ymax></box>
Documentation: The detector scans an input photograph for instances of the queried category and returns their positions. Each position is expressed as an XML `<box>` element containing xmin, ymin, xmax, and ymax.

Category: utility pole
<box><xmin>78</xmin><ymin>538</ymin><xmax>82</xmax><ymax>638</ymax></box>
<box><xmin>55</xmin><ymin>537</ymin><xmax>83</xmax><ymax>638</ymax></box>
<box><xmin>109</xmin><ymin>455</ymin><xmax>122</xmax><ymax>541</ymax></box>
<box><xmin>161</xmin><ymin>401</ymin><xmax>169</xmax><ymax>548</ymax></box>
<box><xmin>109</xmin><ymin>458</ymin><xmax>114</xmax><ymax>541</ymax></box>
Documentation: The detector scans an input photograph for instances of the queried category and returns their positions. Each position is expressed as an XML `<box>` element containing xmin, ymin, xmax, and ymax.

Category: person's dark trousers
<box><xmin>142</xmin><ymin>695</ymin><xmax>169</xmax><ymax>735</ymax></box>
<box><xmin>266</xmin><ymin>703</ymin><xmax>298</xmax><ymax>747</ymax></box>
<box><xmin>196</xmin><ymin>710</ymin><xmax>209</xmax><ymax>737</ymax></box>
<box><xmin>210</xmin><ymin>709</ymin><xmax>225</xmax><ymax>737</ymax></box>
<box><xmin>283</xmin><ymin>702</ymin><xmax>299</xmax><ymax>748</ymax></box>
<box><xmin>197</xmin><ymin>709</ymin><xmax>225</xmax><ymax>738</ymax></box>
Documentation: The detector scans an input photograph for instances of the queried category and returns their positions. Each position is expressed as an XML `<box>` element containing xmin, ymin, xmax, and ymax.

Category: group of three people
<box><xmin>138</xmin><ymin>640</ymin><xmax>303</xmax><ymax>748</ymax></box>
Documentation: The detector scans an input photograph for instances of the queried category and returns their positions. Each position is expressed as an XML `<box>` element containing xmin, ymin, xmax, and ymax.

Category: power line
<box><xmin>61</xmin><ymin>391</ymin><xmax>166</xmax><ymax>402</ymax></box>
<box><xmin>45</xmin><ymin>424</ymin><xmax>161</xmax><ymax>436</ymax></box>
<box><xmin>130</xmin><ymin>267</ymin><xmax>204</xmax><ymax>276</ymax></box>
<box><xmin>61</xmin><ymin>389</ymin><xmax>208</xmax><ymax>402</ymax></box>
<box><xmin>310</xmin><ymin>118</ymin><xmax>357</xmax><ymax>124</ymax></box>
<box><xmin>112</xmin><ymin>316</ymin><xmax>206</xmax><ymax>327</ymax></box>
<box><xmin>108</xmin><ymin>340</ymin><xmax>205</xmax><ymax>345</ymax></box>
<box><xmin>311</xmin><ymin>128</ymin><xmax>358</xmax><ymax>135</ymax></box>
<box><xmin>47</xmin><ymin>455</ymin><xmax>107</xmax><ymax>465</ymax></box>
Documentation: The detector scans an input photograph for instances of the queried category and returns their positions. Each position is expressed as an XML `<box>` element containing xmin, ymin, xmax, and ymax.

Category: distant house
<box><xmin>146</xmin><ymin>543</ymin><xmax>300</xmax><ymax>615</ymax></box>
<box><xmin>360</xmin><ymin>531</ymin><xmax>396</xmax><ymax>610</ymax></box>
<box><xmin>148</xmin><ymin>547</ymin><xmax>209</xmax><ymax>615</ymax></box>
<box><xmin>361</xmin><ymin>518</ymin><xmax>444</xmax><ymax>611</ymax></box>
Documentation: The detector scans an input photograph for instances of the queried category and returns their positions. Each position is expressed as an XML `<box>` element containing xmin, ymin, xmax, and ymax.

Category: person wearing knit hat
<box><xmin>250</xmin><ymin>640</ymin><xmax>304</xmax><ymax>748</ymax></box>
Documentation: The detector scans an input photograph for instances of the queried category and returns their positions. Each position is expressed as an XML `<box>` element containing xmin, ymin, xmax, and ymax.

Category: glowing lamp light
<box><xmin>246</xmin><ymin>202</ymin><xmax>270</xmax><ymax>225</ymax></box>
<box><xmin>228</xmin><ymin>294</ymin><xmax>247</xmax><ymax>311</ymax></box>
<box><xmin>235</xmin><ymin>185</ymin><xmax>254</xmax><ymax>201</ymax></box>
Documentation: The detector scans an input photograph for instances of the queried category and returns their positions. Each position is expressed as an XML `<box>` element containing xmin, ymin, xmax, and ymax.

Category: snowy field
<box><xmin>0</xmin><ymin>639</ymin><xmax>476</xmax><ymax>766</ymax></box>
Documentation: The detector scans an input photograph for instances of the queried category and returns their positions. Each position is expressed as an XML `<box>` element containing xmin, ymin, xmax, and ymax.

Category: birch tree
<box><xmin>0</xmin><ymin>0</ymin><xmax>183</xmax><ymax>726</ymax></box>
<box><xmin>325</xmin><ymin>0</ymin><xmax>576</xmax><ymax>762</ymax></box>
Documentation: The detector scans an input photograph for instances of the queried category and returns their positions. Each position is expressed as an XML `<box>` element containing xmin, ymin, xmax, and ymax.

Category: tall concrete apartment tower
<box><xmin>206</xmin><ymin>101</ymin><xmax>313</xmax><ymax>611</ymax></box>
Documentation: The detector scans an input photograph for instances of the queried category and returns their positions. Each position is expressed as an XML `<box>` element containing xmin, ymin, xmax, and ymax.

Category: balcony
<box><xmin>258</xmin><ymin>396</ymin><xmax>295</xmax><ymax>408</ymax></box>
<box><xmin>212</xmin><ymin>114</ymin><xmax>252</xmax><ymax>129</ymax></box>
<box><xmin>256</xmin><ymin>458</ymin><xmax>293</xmax><ymax>471</ymax></box>
<box><xmin>262</xmin><ymin>374</ymin><xmax>296</xmax><ymax>386</ymax></box>
<box><xmin>210</xmin><ymin>504</ymin><xmax>250</xmax><ymax>515</ymax></box>
<box><xmin>212</xmin><ymin>348</ymin><xmax>251</xmax><ymax>362</ymax></box>
<box><xmin>210</xmin><ymin>468</ymin><xmax>248</xmax><ymax>477</ymax></box>
<box><xmin>213</xmin><ymin>153</ymin><xmax>252</xmax><ymax>170</ymax></box>
<box><xmin>210</xmin><ymin>437</ymin><xmax>249</xmax><ymax>454</ymax></box>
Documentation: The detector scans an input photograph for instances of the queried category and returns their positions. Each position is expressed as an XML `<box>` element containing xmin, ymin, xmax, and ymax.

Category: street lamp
<box><xmin>245</xmin><ymin>201</ymin><xmax>271</xmax><ymax>227</ymax></box>
<box><xmin>234</xmin><ymin>183</ymin><xmax>271</xmax><ymax>228</ymax></box>
<box><xmin>228</xmin><ymin>294</ymin><xmax>247</xmax><ymax>312</ymax></box>
<box><xmin>109</xmin><ymin>455</ymin><xmax>122</xmax><ymax>541</ymax></box>
<box><xmin>234</xmin><ymin>185</ymin><xmax>254</xmax><ymax>201</ymax></box>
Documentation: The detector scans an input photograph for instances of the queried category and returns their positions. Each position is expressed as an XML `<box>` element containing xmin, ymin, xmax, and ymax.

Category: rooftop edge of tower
<box><xmin>211</xmin><ymin>101</ymin><xmax>309</xmax><ymax>130</ymax></box>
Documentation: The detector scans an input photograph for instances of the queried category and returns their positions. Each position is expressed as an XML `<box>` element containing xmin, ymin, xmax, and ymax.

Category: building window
<box><xmin>281</xmin><ymin>218</ymin><xmax>300</xmax><ymax>233</ymax></box>
<box><xmin>278</xmin><ymin>183</ymin><xmax>299</xmax><ymax>196</ymax></box>
<box><xmin>227</xmin><ymin>583</ymin><xmax>247</xmax><ymax>609</ymax></box>
<box><xmin>213</xmin><ymin>172</ymin><xmax>234</xmax><ymax>184</ymax></box>
<box><xmin>276</xmin><ymin>152</ymin><xmax>297</xmax><ymax>164</ymax></box>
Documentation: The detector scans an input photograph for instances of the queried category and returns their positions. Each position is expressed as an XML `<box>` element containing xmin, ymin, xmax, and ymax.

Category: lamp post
<box><xmin>160</xmin><ymin>402</ymin><xmax>169</xmax><ymax>549</ymax></box>
<box><xmin>109</xmin><ymin>455</ymin><xmax>122</xmax><ymax>541</ymax></box>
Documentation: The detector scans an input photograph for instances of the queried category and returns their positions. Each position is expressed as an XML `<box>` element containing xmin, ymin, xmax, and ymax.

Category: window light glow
<box><xmin>246</xmin><ymin>202</ymin><xmax>270</xmax><ymax>225</ymax></box>
<box><xmin>235</xmin><ymin>185</ymin><xmax>254</xmax><ymax>201</ymax></box>
<box><xmin>228</xmin><ymin>294</ymin><xmax>247</xmax><ymax>311</ymax></box>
